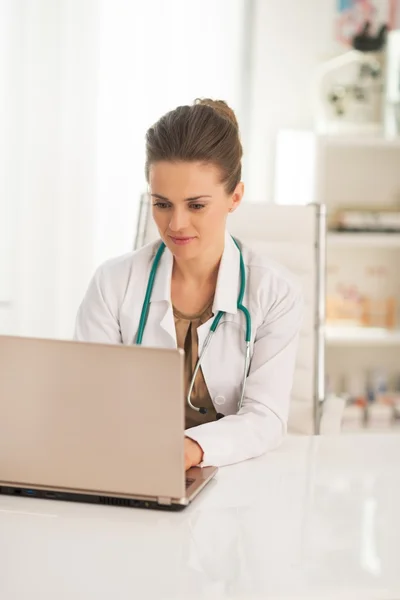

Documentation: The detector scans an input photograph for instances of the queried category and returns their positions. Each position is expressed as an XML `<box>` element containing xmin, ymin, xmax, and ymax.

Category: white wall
<box><xmin>245</xmin><ymin>0</ymin><xmax>337</xmax><ymax>203</ymax></box>
<box><xmin>2</xmin><ymin>0</ymin><xmax>99</xmax><ymax>340</ymax></box>
<box><xmin>0</xmin><ymin>0</ymin><xmax>18</xmax><ymax>331</ymax></box>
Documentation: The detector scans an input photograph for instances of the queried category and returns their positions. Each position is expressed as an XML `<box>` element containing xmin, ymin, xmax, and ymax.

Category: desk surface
<box><xmin>1</xmin><ymin>434</ymin><xmax>399</xmax><ymax>600</ymax></box>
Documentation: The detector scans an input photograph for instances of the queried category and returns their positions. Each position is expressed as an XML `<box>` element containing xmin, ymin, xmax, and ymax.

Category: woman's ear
<box><xmin>229</xmin><ymin>182</ymin><xmax>244</xmax><ymax>213</ymax></box>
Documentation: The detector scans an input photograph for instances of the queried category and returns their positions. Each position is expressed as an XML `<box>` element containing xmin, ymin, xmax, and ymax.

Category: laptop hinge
<box><xmin>157</xmin><ymin>496</ymin><xmax>172</xmax><ymax>506</ymax></box>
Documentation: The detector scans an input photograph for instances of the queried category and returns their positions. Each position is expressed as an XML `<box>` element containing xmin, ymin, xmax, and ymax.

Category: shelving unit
<box><xmin>275</xmin><ymin>129</ymin><xmax>400</xmax><ymax>407</ymax></box>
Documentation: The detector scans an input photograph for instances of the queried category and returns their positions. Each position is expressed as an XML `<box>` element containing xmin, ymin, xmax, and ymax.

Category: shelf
<box><xmin>326</xmin><ymin>326</ymin><xmax>400</xmax><ymax>346</ymax></box>
<box><xmin>327</xmin><ymin>232</ymin><xmax>400</xmax><ymax>248</ymax></box>
<box><xmin>320</xmin><ymin>134</ymin><xmax>400</xmax><ymax>149</ymax></box>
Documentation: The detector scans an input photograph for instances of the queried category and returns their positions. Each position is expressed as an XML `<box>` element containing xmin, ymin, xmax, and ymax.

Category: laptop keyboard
<box><xmin>185</xmin><ymin>477</ymin><xmax>195</xmax><ymax>489</ymax></box>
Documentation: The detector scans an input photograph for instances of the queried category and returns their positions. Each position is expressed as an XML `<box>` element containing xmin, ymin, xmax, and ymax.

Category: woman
<box><xmin>75</xmin><ymin>99</ymin><xmax>303</xmax><ymax>470</ymax></box>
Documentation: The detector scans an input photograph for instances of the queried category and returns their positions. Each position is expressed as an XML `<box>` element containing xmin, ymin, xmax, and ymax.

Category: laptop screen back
<box><xmin>0</xmin><ymin>336</ymin><xmax>186</xmax><ymax>500</ymax></box>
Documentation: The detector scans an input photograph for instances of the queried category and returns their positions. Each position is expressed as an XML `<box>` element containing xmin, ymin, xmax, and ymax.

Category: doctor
<box><xmin>75</xmin><ymin>98</ymin><xmax>303</xmax><ymax>470</ymax></box>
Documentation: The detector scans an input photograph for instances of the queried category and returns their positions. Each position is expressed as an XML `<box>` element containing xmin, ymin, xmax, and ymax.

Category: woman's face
<box><xmin>149</xmin><ymin>161</ymin><xmax>243</xmax><ymax>261</ymax></box>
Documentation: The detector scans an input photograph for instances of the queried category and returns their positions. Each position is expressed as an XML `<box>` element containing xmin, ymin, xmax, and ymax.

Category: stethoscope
<box><xmin>135</xmin><ymin>237</ymin><xmax>252</xmax><ymax>419</ymax></box>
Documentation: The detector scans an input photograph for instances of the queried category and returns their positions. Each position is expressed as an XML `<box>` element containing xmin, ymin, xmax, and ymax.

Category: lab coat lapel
<box><xmin>142</xmin><ymin>245</ymin><xmax>177</xmax><ymax>349</ymax></box>
<box><xmin>197</xmin><ymin>232</ymin><xmax>241</xmax><ymax>352</ymax></box>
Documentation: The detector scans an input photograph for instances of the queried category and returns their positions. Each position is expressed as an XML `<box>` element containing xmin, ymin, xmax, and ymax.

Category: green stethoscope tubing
<box><xmin>135</xmin><ymin>237</ymin><xmax>252</xmax><ymax>416</ymax></box>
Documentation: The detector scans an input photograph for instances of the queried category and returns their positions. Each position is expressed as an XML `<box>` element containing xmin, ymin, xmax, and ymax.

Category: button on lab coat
<box><xmin>74</xmin><ymin>232</ymin><xmax>303</xmax><ymax>468</ymax></box>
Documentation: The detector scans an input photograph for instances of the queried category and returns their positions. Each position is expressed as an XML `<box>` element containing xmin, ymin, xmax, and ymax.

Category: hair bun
<box><xmin>194</xmin><ymin>98</ymin><xmax>239</xmax><ymax>131</ymax></box>
<box><xmin>146</xmin><ymin>98</ymin><xmax>242</xmax><ymax>194</ymax></box>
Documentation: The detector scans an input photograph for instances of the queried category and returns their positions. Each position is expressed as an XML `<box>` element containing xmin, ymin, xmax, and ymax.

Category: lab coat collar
<box><xmin>149</xmin><ymin>245</ymin><xmax>175</xmax><ymax>347</ymax></box>
<box><xmin>212</xmin><ymin>231</ymin><xmax>240</xmax><ymax>315</ymax></box>
<box><xmin>150</xmin><ymin>231</ymin><xmax>240</xmax><ymax>315</ymax></box>
<box><xmin>150</xmin><ymin>243</ymin><xmax>173</xmax><ymax>303</ymax></box>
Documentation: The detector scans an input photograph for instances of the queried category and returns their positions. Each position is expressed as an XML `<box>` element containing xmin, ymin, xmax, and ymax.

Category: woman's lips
<box><xmin>169</xmin><ymin>236</ymin><xmax>196</xmax><ymax>246</ymax></box>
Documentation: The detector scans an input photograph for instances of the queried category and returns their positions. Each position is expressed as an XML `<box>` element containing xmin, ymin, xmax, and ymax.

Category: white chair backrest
<box><xmin>134</xmin><ymin>198</ymin><xmax>326</xmax><ymax>434</ymax></box>
<box><xmin>228</xmin><ymin>203</ymin><xmax>326</xmax><ymax>434</ymax></box>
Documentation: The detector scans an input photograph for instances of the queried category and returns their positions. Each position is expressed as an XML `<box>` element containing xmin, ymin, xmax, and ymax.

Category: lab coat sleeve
<box><xmin>74</xmin><ymin>264</ymin><xmax>122</xmax><ymax>344</ymax></box>
<box><xmin>185</xmin><ymin>281</ymin><xmax>303</xmax><ymax>468</ymax></box>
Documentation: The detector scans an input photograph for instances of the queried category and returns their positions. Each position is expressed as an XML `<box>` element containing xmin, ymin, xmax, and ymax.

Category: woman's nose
<box><xmin>169</xmin><ymin>208</ymin><xmax>190</xmax><ymax>232</ymax></box>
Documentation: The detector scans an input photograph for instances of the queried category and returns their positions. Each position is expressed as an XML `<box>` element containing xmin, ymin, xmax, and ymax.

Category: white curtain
<box><xmin>1</xmin><ymin>0</ymin><xmax>246</xmax><ymax>339</ymax></box>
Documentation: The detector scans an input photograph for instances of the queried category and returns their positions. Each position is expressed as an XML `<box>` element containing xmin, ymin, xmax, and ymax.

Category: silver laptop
<box><xmin>0</xmin><ymin>335</ymin><xmax>217</xmax><ymax>510</ymax></box>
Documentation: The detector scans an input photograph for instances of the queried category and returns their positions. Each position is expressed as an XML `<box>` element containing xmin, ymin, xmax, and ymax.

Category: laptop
<box><xmin>0</xmin><ymin>335</ymin><xmax>217</xmax><ymax>511</ymax></box>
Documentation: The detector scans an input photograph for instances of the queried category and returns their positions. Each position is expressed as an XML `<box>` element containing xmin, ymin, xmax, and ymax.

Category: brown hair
<box><xmin>145</xmin><ymin>98</ymin><xmax>242</xmax><ymax>194</ymax></box>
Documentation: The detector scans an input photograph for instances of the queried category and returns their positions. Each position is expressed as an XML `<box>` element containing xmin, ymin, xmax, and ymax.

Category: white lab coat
<box><xmin>74</xmin><ymin>232</ymin><xmax>303</xmax><ymax>468</ymax></box>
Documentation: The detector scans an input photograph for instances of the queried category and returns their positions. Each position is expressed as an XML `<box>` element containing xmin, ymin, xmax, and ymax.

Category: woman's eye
<box><xmin>153</xmin><ymin>202</ymin><xmax>205</xmax><ymax>211</ymax></box>
<box><xmin>153</xmin><ymin>202</ymin><xmax>170</xmax><ymax>210</ymax></box>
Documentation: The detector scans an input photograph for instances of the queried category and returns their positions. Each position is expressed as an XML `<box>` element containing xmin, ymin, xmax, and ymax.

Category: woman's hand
<box><xmin>184</xmin><ymin>437</ymin><xmax>204</xmax><ymax>470</ymax></box>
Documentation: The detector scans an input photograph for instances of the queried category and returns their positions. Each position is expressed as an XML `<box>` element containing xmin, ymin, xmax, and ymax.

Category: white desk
<box><xmin>1</xmin><ymin>434</ymin><xmax>399</xmax><ymax>600</ymax></box>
